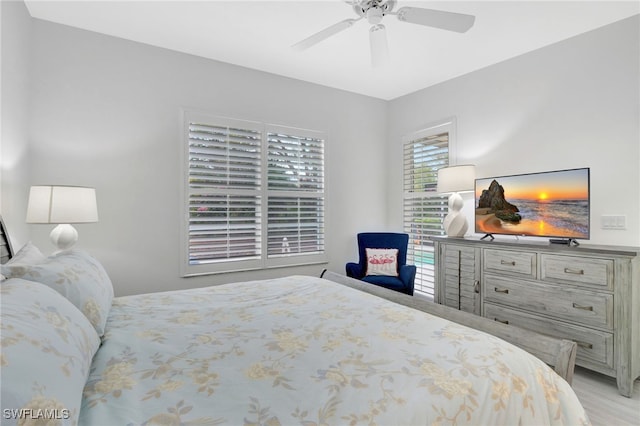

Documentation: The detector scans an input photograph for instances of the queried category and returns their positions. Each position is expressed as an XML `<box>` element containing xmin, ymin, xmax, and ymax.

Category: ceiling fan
<box><xmin>292</xmin><ymin>0</ymin><xmax>475</xmax><ymax>67</ymax></box>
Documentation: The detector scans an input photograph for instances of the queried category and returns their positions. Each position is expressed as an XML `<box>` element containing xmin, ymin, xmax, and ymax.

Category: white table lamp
<box><xmin>437</xmin><ymin>165</ymin><xmax>475</xmax><ymax>238</ymax></box>
<box><xmin>26</xmin><ymin>185</ymin><xmax>98</xmax><ymax>250</ymax></box>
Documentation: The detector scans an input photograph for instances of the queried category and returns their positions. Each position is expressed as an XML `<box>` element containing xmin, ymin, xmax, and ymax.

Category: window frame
<box><xmin>180</xmin><ymin>110</ymin><xmax>327</xmax><ymax>277</ymax></box>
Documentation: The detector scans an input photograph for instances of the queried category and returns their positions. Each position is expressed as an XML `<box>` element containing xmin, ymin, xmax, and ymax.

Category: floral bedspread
<box><xmin>80</xmin><ymin>275</ymin><xmax>589</xmax><ymax>425</ymax></box>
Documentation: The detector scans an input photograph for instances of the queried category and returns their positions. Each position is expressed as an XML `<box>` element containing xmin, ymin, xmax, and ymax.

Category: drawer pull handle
<box><xmin>493</xmin><ymin>318</ymin><xmax>509</xmax><ymax>325</ymax></box>
<box><xmin>474</xmin><ymin>281</ymin><xmax>480</xmax><ymax>294</ymax></box>
<box><xmin>572</xmin><ymin>303</ymin><xmax>594</xmax><ymax>311</ymax></box>
<box><xmin>494</xmin><ymin>288</ymin><xmax>509</xmax><ymax>294</ymax></box>
<box><xmin>577</xmin><ymin>341</ymin><xmax>594</xmax><ymax>350</ymax></box>
<box><xmin>501</xmin><ymin>260</ymin><xmax>516</xmax><ymax>266</ymax></box>
<box><xmin>564</xmin><ymin>267</ymin><xmax>585</xmax><ymax>275</ymax></box>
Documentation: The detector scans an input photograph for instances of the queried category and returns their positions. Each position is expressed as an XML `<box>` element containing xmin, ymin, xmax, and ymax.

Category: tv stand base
<box><xmin>549</xmin><ymin>238</ymin><xmax>580</xmax><ymax>246</ymax></box>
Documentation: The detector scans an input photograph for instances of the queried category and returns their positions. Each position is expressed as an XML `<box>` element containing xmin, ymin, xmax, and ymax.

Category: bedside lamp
<box><xmin>437</xmin><ymin>165</ymin><xmax>475</xmax><ymax>238</ymax></box>
<box><xmin>26</xmin><ymin>185</ymin><xmax>98</xmax><ymax>251</ymax></box>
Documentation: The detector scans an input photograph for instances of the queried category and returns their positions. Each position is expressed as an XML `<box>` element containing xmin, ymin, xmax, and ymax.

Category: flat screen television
<box><xmin>474</xmin><ymin>168</ymin><xmax>590</xmax><ymax>244</ymax></box>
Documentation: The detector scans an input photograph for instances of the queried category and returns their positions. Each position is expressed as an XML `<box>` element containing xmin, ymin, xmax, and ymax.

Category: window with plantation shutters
<box><xmin>182</xmin><ymin>111</ymin><xmax>326</xmax><ymax>276</ymax></box>
<box><xmin>267</xmin><ymin>128</ymin><xmax>325</xmax><ymax>259</ymax></box>
<box><xmin>403</xmin><ymin>122</ymin><xmax>452</xmax><ymax>298</ymax></box>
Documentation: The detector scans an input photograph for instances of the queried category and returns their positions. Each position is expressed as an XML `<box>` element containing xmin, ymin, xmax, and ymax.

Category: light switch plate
<box><xmin>601</xmin><ymin>215</ymin><xmax>626</xmax><ymax>230</ymax></box>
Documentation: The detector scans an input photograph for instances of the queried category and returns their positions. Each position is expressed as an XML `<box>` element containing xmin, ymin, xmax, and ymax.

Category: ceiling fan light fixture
<box><xmin>369</xmin><ymin>23</ymin><xmax>389</xmax><ymax>67</ymax></box>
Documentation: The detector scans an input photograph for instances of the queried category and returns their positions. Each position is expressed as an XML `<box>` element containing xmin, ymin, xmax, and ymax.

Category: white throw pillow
<box><xmin>5</xmin><ymin>241</ymin><xmax>47</xmax><ymax>265</ymax></box>
<box><xmin>1</xmin><ymin>278</ymin><xmax>100</xmax><ymax>426</ymax></box>
<box><xmin>1</xmin><ymin>249</ymin><xmax>114</xmax><ymax>337</ymax></box>
<box><xmin>365</xmin><ymin>248</ymin><xmax>399</xmax><ymax>277</ymax></box>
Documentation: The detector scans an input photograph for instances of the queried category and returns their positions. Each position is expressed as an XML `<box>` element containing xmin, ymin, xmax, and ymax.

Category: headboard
<box><xmin>0</xmin><ymin>215</ymin><xmax>14</xmax><ymax>263</ymax></box>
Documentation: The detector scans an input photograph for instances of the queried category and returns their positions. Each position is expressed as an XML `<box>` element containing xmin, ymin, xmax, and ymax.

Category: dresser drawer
<box><xmin>484</xmin><ymin>249</ymin><xmax>536</xmax><ymax>278</ymax></box>
<box><xmin>484</xmin><ymin>303</ymin><xmax>614</xmax><ymax>369</ymax></box>
<box><xmin>541</xmin><ymin>254</ymin><xmax>613</xmax><ymax>290</ymax></box>
<box><xmin>483</xmin><ymin>274</ymin><xmax>613</xmax><ymax>330</ymax></box>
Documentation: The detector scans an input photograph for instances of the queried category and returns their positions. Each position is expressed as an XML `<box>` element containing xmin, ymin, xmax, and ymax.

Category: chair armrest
<box><xmin>399</xmin><ymin>264</ymin><xmax>416</xmax><ymax>295</ymax></box>
<box><xmin>346</xmin><ymin>262</ymin><xmax>364</xmax><ymax>279</ymax></box>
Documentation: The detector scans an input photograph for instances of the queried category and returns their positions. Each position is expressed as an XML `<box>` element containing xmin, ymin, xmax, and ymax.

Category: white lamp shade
<box><xmin>26</xmin><ymin>186</ymin><xmax>98</xmax><ymax>224</ymax></box>
<box><xmin>437</xmin><ymin>165</ymin><xmax>476</xmax><ymax>194</ymax></box>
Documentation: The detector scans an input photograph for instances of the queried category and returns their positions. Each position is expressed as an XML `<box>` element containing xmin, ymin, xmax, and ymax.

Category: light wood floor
<box><xmin>571</xmin><ymin>367</ymin><xmax>639</xmax><ymax>425</ymax></box>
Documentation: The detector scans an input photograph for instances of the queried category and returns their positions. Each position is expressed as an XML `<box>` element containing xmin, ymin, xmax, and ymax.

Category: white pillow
<box><xmin>365</xmin><ymin>248</ymin><xmax>399</xmax><ymax>277</ymax></box>
<box><xmin>5</xmin><ymin>241</ymin><xmax>47</xmax><ymax>265</ymax></box>
<box><xmin>0</xmin><ymin>278</ymin><xmax>100</xmax><ymax>426</ymax></box>
<box><xmin>1</xmin><ymin>249</ymin><xmax>114</xmax><ymax>337</ymax></box>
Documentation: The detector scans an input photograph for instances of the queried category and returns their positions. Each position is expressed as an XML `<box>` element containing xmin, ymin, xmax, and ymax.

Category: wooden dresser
<box><xmin>431</xmin><ymin>236</ymin><xmax>639</xmax><ymax>397</ymax></box>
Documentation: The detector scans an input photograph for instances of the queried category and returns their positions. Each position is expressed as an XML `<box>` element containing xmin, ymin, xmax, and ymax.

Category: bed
<box><xmin>0</xmin><ymin>223</ymin><xmax>590</xmax><ymax>425</ymax></box>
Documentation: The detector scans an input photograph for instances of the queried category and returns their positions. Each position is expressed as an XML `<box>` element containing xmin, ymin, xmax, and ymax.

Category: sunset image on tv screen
<box><xmin>474</xmin><ymin>168</ymin><xmax>590</xmax><ymax>239</ymax></box>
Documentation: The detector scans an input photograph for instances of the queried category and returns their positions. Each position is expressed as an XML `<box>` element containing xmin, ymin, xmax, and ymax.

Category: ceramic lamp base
<box><xmin>443</xmin><ymin>192</ymin><xmax>468</xmax><ymax>237</ymax></box>
<box><xmin>50</xmin><ymin>224</ymin><xmax>78</xmax><ymax>251</ymax></box>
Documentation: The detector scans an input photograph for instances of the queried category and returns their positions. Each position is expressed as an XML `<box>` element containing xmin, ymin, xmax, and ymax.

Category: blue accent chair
<box><xmin>346</xmin><ymin>232</ymin><xmax>416</xmax><ymax>296</ymax></box>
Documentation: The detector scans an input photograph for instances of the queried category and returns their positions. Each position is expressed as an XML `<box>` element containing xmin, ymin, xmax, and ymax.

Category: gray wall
<box><xmin>387</xmin><ymin>15</ymin><xmax>640</xmax><ymax>247</ymax></box>
<box><xmin>1</xmin><ymin>0</ymin><xmax>32</xmax><ymax>248</ymax></box>
<box><xmin>11</xmin><ymin>17</ymin><xmax>389</xmax><ymax>296</ymax></box>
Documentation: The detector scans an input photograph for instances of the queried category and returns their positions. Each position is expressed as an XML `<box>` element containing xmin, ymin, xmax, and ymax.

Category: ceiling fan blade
<box><xmin>395</xmin><ymin>7</ymin><xmax>475</xmax><ymax>33</ymax></box>
<box><xmin>369</xmin><ymin>24</ymin><xmax>389</xmax><ymax>68</ymax></box>
<box><xmin>292</xmin><ymin>18</ymin><xmax>358</xmax><ymax>51</ymax></box>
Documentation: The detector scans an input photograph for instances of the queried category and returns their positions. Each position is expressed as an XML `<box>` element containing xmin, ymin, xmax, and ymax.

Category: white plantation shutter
<box><xmin>187</xmin><ymin>118</ymin><xmax>263</xmax><ymax>270</ymax></box>
<box><xmin>188</xmin><ymin>193</ymin><xmax>261</xmax><ymax>262</ymax></box>
<box><xmin>182</xmin><ymin>112</ymin><xmax>326</xmax><ymax>276</ymax></box>
<box><xmin>267</xmin><ymin>128</ymin><xmax>325</xmax><ymax>259</ymax></box>
<box><xmin>403</xmin><ymin>126</ymin><xmax>451</xmax><ymax>298</ymax></box>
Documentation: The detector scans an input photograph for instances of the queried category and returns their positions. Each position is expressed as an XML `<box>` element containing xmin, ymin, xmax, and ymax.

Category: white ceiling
<box><xmin>23</xmin><ymin>0</ymin><xmax>640</xmax><ymax>100</ymax></box>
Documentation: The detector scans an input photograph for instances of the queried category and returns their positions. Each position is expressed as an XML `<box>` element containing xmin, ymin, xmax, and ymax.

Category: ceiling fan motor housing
<box><xmin>352</xmin><ymin>0</ymin><xmax>397</xmax><ymax>21</ymax></box>
<box><xmin>367</xmin><ymin>7</ymin><xmax>383</xmax><ymax>24</ymax></box>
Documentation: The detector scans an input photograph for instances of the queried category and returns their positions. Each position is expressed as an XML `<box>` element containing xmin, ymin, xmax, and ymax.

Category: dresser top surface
<box><xmin>429</xmin><ymin>236</ymin><xmax>639</xmax><ymax>257</ymax></box>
